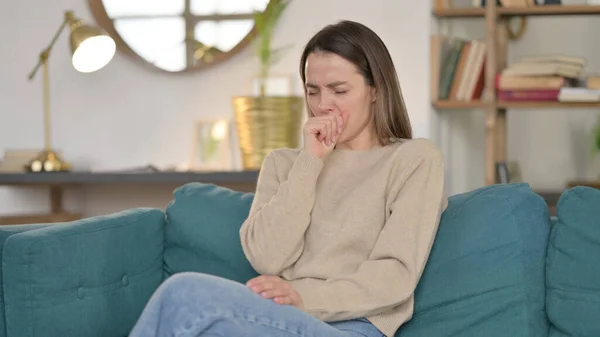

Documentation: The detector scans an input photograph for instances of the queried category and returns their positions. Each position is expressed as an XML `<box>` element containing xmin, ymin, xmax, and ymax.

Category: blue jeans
<box><xmin>129</xmin><ymin>272</ymin><xmax>385</xmax><ymax>337</ymax></box>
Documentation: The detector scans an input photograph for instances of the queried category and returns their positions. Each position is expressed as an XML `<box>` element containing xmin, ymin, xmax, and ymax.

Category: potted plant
<box><xmin>594</xmin><ymin>116</ymin><xmax>600</xmax><ymax>161</ymax></box>
<box><xmin>595</xmin><ymin>118</ymin><xmax>600</xmax><ymax>155</ymax></box>
<box><xmin>232</xmin><ymin>0</ymin><xmax>303</xmax><ymax>170</ymax></box>
<box><xmin>590</xmin><ymin>115</ymin><xmax>600</xmax><ymax>179</ymax></box>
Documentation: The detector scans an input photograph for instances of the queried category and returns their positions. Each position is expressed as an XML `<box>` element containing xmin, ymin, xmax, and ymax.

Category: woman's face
<box><xmin>304</xmin><ymin>51</ymin><xmax>376</xmax><ymax>145</ymax></box>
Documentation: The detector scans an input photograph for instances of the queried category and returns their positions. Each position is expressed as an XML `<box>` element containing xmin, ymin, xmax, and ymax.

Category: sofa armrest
<box><xmin>0</xmin><ymin>224</ymin><xmax>54</xmax><ymax>337</ymax></box>
<box><xmin>2</xmin><ymin>208</ymin><xmax>165</xmax><ymax>337</ymax></box>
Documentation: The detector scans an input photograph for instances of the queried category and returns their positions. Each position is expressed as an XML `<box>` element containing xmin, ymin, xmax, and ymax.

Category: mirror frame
<box><xmin>88</xmin><ymin>0</ymin><xmax>269</xmax><ymax>73</ymax></box>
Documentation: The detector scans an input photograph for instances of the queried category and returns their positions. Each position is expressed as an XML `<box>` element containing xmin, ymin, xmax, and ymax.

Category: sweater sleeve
<box><xmin>240</xmin><ymin>150</ymin><xmax>324</xmax><ymax>276</ymax></box>
<box><xmin>290</xmin><ymin>147</ymin><xmax>447</xmax><ymax>322</ymax></box>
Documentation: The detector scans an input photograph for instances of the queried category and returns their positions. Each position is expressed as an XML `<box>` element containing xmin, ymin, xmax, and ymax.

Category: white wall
<box><xmin>0</xmin><ymin>0</ymin><xmax>433</xmax><ymax>217</ymax></box>
<box><xmin>2</xmin><ymin>1</ymin><xmax>597</xmax><ymax>219</ymax></box>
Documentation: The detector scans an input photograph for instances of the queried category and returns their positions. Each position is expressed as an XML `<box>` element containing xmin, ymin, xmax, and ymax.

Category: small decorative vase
<box><xmin>232</xmin><ymin>96</ymin><xmax>304</xmax><ymax>170</ymax></box>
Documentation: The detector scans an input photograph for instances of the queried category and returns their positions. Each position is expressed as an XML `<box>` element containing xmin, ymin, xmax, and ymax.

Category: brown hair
<box><xmin>299</xmin><ymin>20</ymin><xmax>412</xmax><ymax>143</ymax></box>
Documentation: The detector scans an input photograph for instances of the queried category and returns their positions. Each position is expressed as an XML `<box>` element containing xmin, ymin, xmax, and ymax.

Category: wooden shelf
<box><xmin>433</xmin><ymin>5</ymin><xmax>600</xmax><ymax>18</ymax></box>
<box><xmin>433</xmin><ymin>100</ymin><xmax>487</xmax><ymax>109</ymax></box>
<box><xmin>0</xmin><ymin>171</ymin><xmax>261</xmax><ymax>226</ymax></box>
<box><xmin>501</xmin><ymin>5</ymin><xmax>600</xmax><ymax>16</ymax></box>
<box><xmin>432</xmin><ymin>8</ymin><xmax>485</xmax><ymax>17</ymax></box>
<box><xmin>498</xmin><ymin>101</ymin><xmax>600</xmax><ymax>108</ymax></box>
<box><xmin>567</xmin><ymin>180</ymin><xmax>600</xmax><ymax>189</ymax></box>
<box><xmin>0</xmin><ymin>212</ymin><xmax>81</xmax><ymax>226</ymax></box>
<box><xmin>433</xmin><ymin>100</ymin><xmax>600</xmax><ymax>109</ymax></box>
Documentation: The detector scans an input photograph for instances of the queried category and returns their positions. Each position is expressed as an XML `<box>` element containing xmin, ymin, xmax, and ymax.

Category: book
<box><xmin>513</xmin><ymin>54</ymin><xmax>586</xmax><ymax>67</ymax></box>
<box><xmin>495</xmin><ymin>74</ymin><xmax>576</xmax><ymax>90</ymax></box>
<box><xmin>431</xmin><ymin>35</ymin><xmax>486</xmax><ymax>101</ymax></box>
<box><xmin>502</xmin><ymin>62</ymin><xmax>582</xmax><ymax>78</ymax></box>
<box><xmin>0</xmin><ymin>149</ymin><xmax>41</xmax><ymax>173</ymax></box>
<box><xmin>497</xmin><ymin>89</ymin><xmax>560</xmax><ymax>101</ymax></box>
<box><xmin>558</xmin><ymin>87</ymin><xmax>600</xmax><ymax>102</ymax></box>
<box><xmin>502</xmin><ymin>53</ymin><xmax>586</xmax><ymax>80</ymax></box>
<box><xmin>584</xmin><ymin>75</ymin><xmax>600</xmax><ymax>89</ymax></box>
<box><xmin>500</xmin><ymin>0</ymin><xmax>529</xmax><ymax>7</ymax></box>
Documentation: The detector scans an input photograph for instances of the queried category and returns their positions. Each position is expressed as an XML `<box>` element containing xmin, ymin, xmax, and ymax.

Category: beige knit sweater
<box><xmin>239</xmin><ymin>138</ymin><xmax>447</xmax><ymax>337</ymax></box>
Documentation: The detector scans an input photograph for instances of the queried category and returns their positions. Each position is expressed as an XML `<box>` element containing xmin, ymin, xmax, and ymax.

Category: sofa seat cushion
<box><xmin>396</xmin><ymin>183</ymin><xmax>551</xmax><ymax>337</ymax></box>
<box><xmin>164</xmin><ymin>183</ymin><xmax>259</xmax><ymax>284</ymax></box>
<box><xmin>546</xmin><ymin>186</ymin><xmax>600</xmax><ymax>337</ymax></box>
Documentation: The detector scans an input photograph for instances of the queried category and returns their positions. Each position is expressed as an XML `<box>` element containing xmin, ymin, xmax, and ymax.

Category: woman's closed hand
<box><xmin>303</xmin><ymin>112</ymin><xmax>345</xmax><ymax>160</ymax></box>
<box><xmin>246</xmin><ymin>275</ymin><xmax>304</xmax><ymax>309</ymax></box>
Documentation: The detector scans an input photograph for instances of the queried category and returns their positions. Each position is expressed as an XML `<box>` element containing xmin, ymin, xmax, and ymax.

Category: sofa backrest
<box><xmin>396</xmin><ymin>182</ymin><xmax>551</xmax><ymax>337</ymax></box>
<box><xmin>164</xmin><ymin>181</ymin><xmax>555</xmax><ymax>337</ymax></box>
<box><xmin>164</xmin><ymin>183</ymin><xmax>258</xmax><ymax>284</ymax></box>
<box><xmin>545</xmin><ymin>186</ymin><xmax>600</xmax><ymax>337</ymax></box>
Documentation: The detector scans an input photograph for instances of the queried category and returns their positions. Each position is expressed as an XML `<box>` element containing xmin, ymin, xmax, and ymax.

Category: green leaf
<box><xmin>595</xmin><ymin>123</ymin><xmax>600</xmax><ymax>152</ymax></box>
<box><xmin>590</xmin><ymin>114</ymin><xmax>600</xmax><ymax>157</ymax></box>
<box><xmin>269</xmin><ymin>44</ymin><xmax>294</xmax><ymax>65</ymax></box>
<box><xmin>252</xmin><ymin>0</ymin><xmax>292</xmax><ymax>83</ymax></box>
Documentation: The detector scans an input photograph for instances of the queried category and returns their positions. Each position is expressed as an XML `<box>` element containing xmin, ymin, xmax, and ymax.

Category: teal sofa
<box><xmin>0</xmin><ymin>182</ymin><xmax>598</xmax><ymax>337</ymax></box>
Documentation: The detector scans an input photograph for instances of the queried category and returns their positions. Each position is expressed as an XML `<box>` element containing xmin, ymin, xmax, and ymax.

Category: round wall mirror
<box><xmin>88</xmin><ymin>0</ymin><xmax>271</xmax><ymax>73</ymax></box>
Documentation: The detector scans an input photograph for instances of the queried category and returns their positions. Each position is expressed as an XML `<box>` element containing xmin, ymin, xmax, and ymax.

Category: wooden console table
<box><xmin>539</xmin><ymin>180</ymin><xmax>599</xmax><ymax>216</ymax></box>
<box><xmin>568</xmin><ymin>180</ymin><xmax>600</xmax><ymax>189</ymax></box>
<box><xmin>0</xmin><ymin>171</ymin><xmax>259</xmax><ymax>226</ymax></box>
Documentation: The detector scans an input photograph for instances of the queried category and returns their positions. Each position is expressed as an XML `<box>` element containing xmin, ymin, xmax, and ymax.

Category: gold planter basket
<box><xmin>233</xmin><ymin>96</ymin><xmax>304</xmax><ymax>170</ymax></box>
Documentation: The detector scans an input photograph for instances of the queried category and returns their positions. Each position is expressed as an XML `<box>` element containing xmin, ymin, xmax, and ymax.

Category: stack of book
<box><xmin>0</xmin><ymin>149</ymin><xmax>39</xmax><ymax>173</ymax></box>
<box><xmin>557</xmin><ymin>74</ymin><xmax>600</xmax><ymax>102</ymax></box>
<box><xmin>495</xmin><ymin>55</ymin><xmax>585</xmax><ymax>101</ymax></box>
<box><xmin>471</xmin><ymin>0</ymin><xmax>566</xmax><ymax>7</ymax></box>
<box><xmin>430</xmin><ymin>35</ymin><xmax>486</xmax><ymax>102</ymax></box>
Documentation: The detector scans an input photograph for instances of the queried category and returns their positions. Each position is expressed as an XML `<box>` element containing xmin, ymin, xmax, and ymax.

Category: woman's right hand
<box><xmin>303</xmin><ymin>113</ymin><xmax>344</xmax><ymax>160</ymax></box>
<box><xmin>247</xmin><ymin>275</ymin><xmax>304</xmax><ymax>310</ymax></box>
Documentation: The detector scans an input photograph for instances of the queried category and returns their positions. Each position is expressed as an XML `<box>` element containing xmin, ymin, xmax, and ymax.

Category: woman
<box><xmin>129</xmin><ymin>20</ymin><xmax>446</xmax><ymax>337</ymax></box>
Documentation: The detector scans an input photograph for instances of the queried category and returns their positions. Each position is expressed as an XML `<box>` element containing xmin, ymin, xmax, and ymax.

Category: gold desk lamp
<box><xmin>26</xmin><ymin>10</ymin><xmax>115</xmax><ymax>173</ymax></box>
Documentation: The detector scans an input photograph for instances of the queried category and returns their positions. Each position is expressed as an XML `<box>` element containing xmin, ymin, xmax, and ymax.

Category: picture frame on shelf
<box><xmin>189</xmin><ymin>118</ymin><xmax>233</xmax><ymax>171</ymax></box>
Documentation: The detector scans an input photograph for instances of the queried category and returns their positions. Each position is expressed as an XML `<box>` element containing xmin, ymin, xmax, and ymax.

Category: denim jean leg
<box><xmin>128</xmin><ymin>272</ymin><xmax>384</xmax><ymax>337</ymax></box>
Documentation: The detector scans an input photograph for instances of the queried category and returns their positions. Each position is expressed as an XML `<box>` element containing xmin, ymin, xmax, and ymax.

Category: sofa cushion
<box><xmin>396</xmin><ymin>183</ymin><xmax>551</xmax><ymax>337</ymax></box>
<box><xmin>2</xmin><ymin>208</ymin><xmax>165</xmax><ymax>337</ymax></box>
<box><xmin>546</xmin><ymin>186</ymin><xmax>600</xmax><ymax>337</ymax></box>
<box><xmin>164</xmin><ymin>183</ymin><xmax>259</xmax><ymax>284</ymax></box>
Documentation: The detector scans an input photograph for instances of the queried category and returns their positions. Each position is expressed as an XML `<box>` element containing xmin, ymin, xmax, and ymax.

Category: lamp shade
<box><xmin>70</xmin><ymin>24</ymin><xmax>115</xmax><ymax>73</ymax></box>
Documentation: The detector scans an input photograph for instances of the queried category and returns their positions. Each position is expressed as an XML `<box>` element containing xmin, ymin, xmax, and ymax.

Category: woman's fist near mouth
<box><xmin>303</xmin><ymin>111</ymin><xmax>346</xmax><ymax>160</ymax></box>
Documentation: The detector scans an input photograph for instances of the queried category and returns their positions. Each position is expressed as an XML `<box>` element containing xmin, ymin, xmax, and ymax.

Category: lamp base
<box><xmin>26</xmin><ymin>150</ymin><xmax>72</xmax><ymax>173</ymax></box>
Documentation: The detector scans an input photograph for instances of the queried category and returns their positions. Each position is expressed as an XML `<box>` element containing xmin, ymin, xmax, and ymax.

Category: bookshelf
<box><xmin>434</xmin><ymin>5</ymin><xmax>600</xmax><ymax>17</ymax></box>
<box><xmin>432</xmin><ymin>1</ymin><xmax>600</xmax><ymax>186</ymax></box>
<box><xmin>435</xmin><ymin>100</ymin><xmax>600</xmax><ymax>109</ymax></box>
